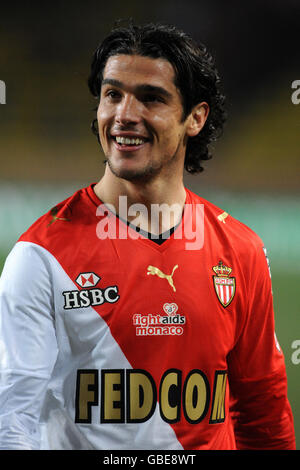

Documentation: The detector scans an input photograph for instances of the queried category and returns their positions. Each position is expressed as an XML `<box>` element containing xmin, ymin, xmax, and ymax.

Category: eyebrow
<box><xmin>101</xmin><ymin>78</ymin><xmax>172</xmax><ymax>99</ymax></box>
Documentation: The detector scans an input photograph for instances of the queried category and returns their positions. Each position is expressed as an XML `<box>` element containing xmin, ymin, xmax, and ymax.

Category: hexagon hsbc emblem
<box><xmin>212</xmin><ymin>261</ymin><xmax>236</xmax><ymax>308</ymax></box>
<box><xmin>75</xmin><ymin>272</ymin><xmax>101</xmax><ymax>288</ymax></box>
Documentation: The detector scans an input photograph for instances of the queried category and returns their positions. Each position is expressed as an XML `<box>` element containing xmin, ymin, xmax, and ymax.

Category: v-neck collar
<box><xmin>86</xmin><ymin>183</ymin><xmax>190</xmax><ymax>253</ymax></box>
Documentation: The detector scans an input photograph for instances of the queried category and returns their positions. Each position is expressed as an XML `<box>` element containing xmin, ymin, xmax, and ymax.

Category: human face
<box><xmin>97</xmin><ymin>54</ymin><xmax>191</xmax><ymax>181</ymax></box>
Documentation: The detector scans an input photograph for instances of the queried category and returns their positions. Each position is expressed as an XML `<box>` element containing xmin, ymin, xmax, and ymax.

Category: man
<box><xmin>0</xmin><ymin>22</ymin><xmax>296</xmax><ymax>450</ymax></box>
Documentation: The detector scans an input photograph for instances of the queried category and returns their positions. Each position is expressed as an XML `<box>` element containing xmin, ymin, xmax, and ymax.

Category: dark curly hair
<box><xmin>88</xmin><ymin>21</ymin><xmax>226</xmax><ymax>173</ymax></box>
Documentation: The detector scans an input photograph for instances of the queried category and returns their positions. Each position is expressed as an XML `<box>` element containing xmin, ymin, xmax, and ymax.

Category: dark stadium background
<box><xmin>0</xmin><ymin>0</ymin><xmax>299</xmax><ymax>448</ymax></box>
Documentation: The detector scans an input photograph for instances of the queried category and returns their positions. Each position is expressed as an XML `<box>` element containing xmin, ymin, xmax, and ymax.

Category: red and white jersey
<box><xmin>0</xmin><ymin>184</ymin><xmax>295</xmax><ymax>450</ymax></box>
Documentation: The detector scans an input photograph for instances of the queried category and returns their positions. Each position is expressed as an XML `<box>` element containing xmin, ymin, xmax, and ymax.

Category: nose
<box><xmin>115</xmin><ymin>94</ymin><xmax>141</xmax><ymax>126</ymax></box>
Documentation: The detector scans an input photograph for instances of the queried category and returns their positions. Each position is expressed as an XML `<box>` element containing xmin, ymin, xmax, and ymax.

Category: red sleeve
<box><xmin>227</xmin><ymin>243</ymin><xmax>296</xmax><ymax>450</ymax></box>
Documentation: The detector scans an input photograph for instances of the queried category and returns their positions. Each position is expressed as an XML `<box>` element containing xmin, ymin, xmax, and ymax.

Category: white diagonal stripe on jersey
<box><xmin>9</xmin><ymin>242</ymin><xmax>183</xmax><ymax>450</ymax></box>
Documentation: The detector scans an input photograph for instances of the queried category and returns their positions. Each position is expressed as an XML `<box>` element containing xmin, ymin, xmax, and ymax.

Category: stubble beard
<box><xmin>105</xmin><ymin>141</ymin><xmax>182</xmax><ymax>183</ymax></box>
<box><xmin>106</xmin><ymin>154</ymin><xmax>166</xmax><ymax>183</ymax></box>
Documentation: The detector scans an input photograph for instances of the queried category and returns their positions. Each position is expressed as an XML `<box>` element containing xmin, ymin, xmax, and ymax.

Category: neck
<box><xmin>94</xmin><ymin>165</ymin><xmax>186</xmax><ymax>235</ymax></box>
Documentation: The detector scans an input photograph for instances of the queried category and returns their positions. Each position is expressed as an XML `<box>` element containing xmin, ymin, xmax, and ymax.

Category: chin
<box><xmin>107</xmin><ymin>159</ymin><xmax>160</xmax><ymax>182</ymax></box>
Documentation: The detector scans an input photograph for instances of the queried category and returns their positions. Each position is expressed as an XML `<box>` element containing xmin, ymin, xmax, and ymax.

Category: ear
<box><xmin>185</xmin><ymin>102</ymin><xmax>209</xmax><ymax>137</ymax></box>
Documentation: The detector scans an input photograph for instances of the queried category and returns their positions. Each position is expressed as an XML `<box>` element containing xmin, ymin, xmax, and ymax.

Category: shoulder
<box><xmin>18</xmin><ymin>184</ymin><xmax>98</xmax><ymax>251</ymax></box>
<box><xmin>0</xmin><ymin>241</ymin><xmax>52</xmax><ymax>296</ymax></box>
<box><xmin>186</xmin><ymin>188</ymin><xmax>265</xmax><ymax>257</ymax></box>
<box><xmin>187</xmin><ymin>189</ymin><xmax>272</xmax><ymax>288</ymax></box>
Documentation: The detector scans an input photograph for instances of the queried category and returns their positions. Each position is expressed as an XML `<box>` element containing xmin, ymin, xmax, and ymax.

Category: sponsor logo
<box><xmin>132</xmin><ymin>303</ymin><xmax>186</xmax><ymax>336</ymax></box>
<box><xmin>63</xmin><ymin>272</ymin><xmax>119</xmax><ymax>309</ymax></box>
<box><xmin>47</xmin><ymin>206</ymin><xmax>70</xmax><ymax>227</ymax></box>
<box><xmin>75</xmin><ymin>368</ymin><xmax>228</xmax><ymax>425</ymax></box>
<box><xmin>75</xmin><ymin>272</ymin><xmax>101</xmax><ymax>288</ymax></box>
<box><xmin>212</xmin><ymin>261</ymin><xmax>236</xmax><ymax>308</ymax></box>
<box><xmin>147</xmin><ymin>264</ymin><xmax>178</xmax><ymax>292</ymax></box>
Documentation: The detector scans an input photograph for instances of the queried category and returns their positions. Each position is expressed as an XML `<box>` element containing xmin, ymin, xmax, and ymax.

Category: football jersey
<box><xmin>0</xmin><ymin>184</ymin><xmax>295</xmax><ymax>450</ymax></box>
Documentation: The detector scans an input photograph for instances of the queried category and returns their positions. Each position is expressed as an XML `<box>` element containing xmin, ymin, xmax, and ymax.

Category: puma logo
<box><xmin>147</xmin><ymin>265</ymin><xmax>178</xmax><ymax>292</ymax></box>
<box><xmin>47</xmin><ymin>207</ymin><xmax>70</xmax><ymax>226</ymax></box>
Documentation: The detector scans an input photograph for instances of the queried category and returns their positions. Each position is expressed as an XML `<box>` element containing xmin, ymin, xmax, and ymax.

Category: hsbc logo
<box><xmin>76</xmin><ymin>272</ymin><xmax>101</xmax><ymax>288</ymax></box>
<box><xmin>63</xmin><ymin>272</ymin><xmax>120</xmax><ymax>310</ymax></box>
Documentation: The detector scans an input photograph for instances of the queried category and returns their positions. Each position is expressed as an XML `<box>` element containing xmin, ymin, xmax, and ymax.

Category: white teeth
<box><xmin>115</xmin><ymin>136</ymin><xmax>145</xmax><ymax>145</ymax></box>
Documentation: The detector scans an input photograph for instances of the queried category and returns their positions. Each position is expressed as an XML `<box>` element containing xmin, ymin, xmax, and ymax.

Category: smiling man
<box><xmin>93</xmin><ymin>51</ymin><xmax>209</xmax><ymax>234</ymax></box>
<box><xmin>98</xmin><ymin>54</ymin><xmax>207</xmax><ymax>180</ymax></box>
<box><xmin>0</xmin><ymin>22</ymin><xmax>295</xmax><ymax>451</ymax></box>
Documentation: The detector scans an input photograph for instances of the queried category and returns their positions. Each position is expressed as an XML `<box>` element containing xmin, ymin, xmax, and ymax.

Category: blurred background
<box><xmin>0</xmin><ymin>0</ymin><xmax>299</xmax><ymax>448</ymax></box>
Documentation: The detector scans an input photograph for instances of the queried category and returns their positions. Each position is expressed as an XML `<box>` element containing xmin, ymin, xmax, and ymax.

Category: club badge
<box><xmin>212</xmin><ymin>261</ymin><xmax>236</xmax><ymax>308</ymax></box>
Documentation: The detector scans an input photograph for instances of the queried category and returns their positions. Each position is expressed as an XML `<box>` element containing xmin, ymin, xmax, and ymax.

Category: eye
<box><xmin>105</xmin><ymin>89</ymin><xmax>121</xmax><ymax>100</ymax></box>
<box><xmin>142</xmin><ymin>94</ymin><xmax>164</xmax><ymax>103</ymax></box>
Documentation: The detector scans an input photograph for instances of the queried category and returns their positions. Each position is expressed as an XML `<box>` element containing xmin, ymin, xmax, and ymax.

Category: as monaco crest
<box><xmin>212</xmin><ymin>261</ymin><xmax>236</xmax><ymax>308</ymax></box>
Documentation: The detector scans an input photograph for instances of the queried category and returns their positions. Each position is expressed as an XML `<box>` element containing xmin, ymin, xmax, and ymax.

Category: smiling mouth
<box><xmin>116</xmin><ymin>136</ymin><xmax>146</xmax><ymax>145</ymax></box>
<box><xmin>111</xmin><ymin>135</ymin><xmax>150</xmax><ymax>150</ymax></box>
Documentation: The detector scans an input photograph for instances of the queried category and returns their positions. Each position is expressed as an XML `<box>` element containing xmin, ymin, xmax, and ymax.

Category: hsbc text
<box><xmin>63</xmin><ymin>286</ymin><xmax>120</xmax><ymax>309</ymax></box>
